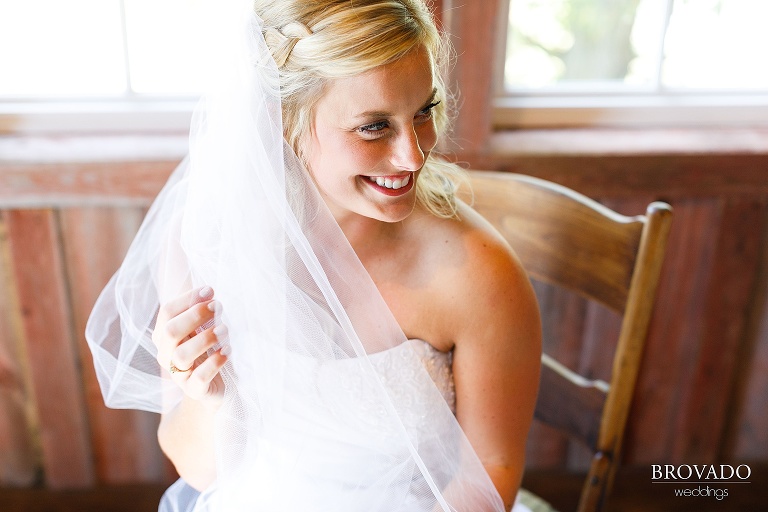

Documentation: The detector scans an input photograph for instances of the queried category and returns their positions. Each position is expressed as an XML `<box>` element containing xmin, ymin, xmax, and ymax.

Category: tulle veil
<box><xmin>85</xmin><ymin>1</ymin><xmax>505</xmax><ymax>510</ymax></box>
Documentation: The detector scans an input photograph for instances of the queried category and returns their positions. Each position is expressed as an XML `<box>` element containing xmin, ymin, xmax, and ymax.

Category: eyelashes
<box><xmin>357</xmin><ymin>100</ymin><xmax>441</xmax><ymax>138</ymax></box>
<box><xmin>418</xmin><ymin>100</ymin><xmax>441</xmax><ymax>116</ymax></box>
<box><xmin>359</xmin><ymin>120</ymin><xmax>389</xmax><ymax>133</ymax></box>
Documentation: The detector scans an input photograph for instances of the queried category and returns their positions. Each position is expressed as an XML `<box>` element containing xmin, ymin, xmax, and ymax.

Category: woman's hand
<box><xmin>153</xmin><ymin>286</ymin><xmax>230</xmax><ymax>405</ymax></box>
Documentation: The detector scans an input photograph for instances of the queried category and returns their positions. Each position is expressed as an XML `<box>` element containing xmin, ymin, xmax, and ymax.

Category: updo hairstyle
<box><xmin>254</xmin><ymin>0</ymin><xmax>466</xmax><ymax>219</ymax></box>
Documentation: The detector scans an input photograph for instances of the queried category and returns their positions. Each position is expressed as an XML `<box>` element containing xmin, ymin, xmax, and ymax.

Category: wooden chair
<box><xmin>468</xmin><ymin>171</ymin><xmax>673</xmax><ymax>512</ymax></box>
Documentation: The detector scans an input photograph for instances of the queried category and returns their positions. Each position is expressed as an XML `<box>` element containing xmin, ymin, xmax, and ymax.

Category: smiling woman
<box><xmin>80</xmin><ymin>1</ymin><xmax>541</xmax><ymax>511</ymax></box>
<box><xmin>307</xmin><ymin>47</ymin><xmax>438</xmax><ymax>224</ymax></box>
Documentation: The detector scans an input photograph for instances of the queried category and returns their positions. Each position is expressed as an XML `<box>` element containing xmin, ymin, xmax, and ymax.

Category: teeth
<box><xmin>368</xmin><ymin>174</ymin><xmax>411</xmax><ymax>190</ymax></box>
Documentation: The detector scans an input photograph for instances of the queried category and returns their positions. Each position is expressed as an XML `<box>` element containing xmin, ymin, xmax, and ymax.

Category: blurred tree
<box><xmin>557</xmin><ymin>0</ymin><xmax>642</xmax><ymax>81</ymax></box>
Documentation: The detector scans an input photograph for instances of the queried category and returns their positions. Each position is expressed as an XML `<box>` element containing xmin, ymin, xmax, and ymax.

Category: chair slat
<box><xmin>534</xmin><ymin>354</ymin><xmax>607</xmax><ymax>451</ymax></box>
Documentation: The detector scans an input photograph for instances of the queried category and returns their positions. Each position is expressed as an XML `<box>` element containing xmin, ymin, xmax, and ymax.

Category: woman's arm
<box><xmin>153</xmin><ymin>286</ymin><xmax>229</xmax><ymax>491</ymax></box>
<box><xmin>157</xmin><ymin>394</ymin><xmax>222</xmax><ymax>490</ymax></box>
<box><xmin>444</xmin><ymin>212</ymin><xmax>542</xmax><ymax>509</ymax></box>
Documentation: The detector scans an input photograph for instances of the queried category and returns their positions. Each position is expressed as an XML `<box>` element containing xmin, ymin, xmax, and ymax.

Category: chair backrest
<box><xmin>468</xmin><ymin>171</ymin><xmax>672</xmax><ymax>512</ymax></box>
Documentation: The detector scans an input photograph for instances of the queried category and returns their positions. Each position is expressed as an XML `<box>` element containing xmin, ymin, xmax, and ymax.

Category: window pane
<box><xmin>0</xmin><ymin>0</ymin><xmax>126</xmax><ymax>97</ymax></box>
<box><xmin>662</xmin><ymin>0</ymin><xmax>768</xmax><ymax>89</ymax></box>
<box><xmin>124</xmin><ymin>0</ymin><xmax>209</xmax><ymax>95</ymax></box>
<box><xmin>505</xmin><ymin>0</ymin><xmax>666</xmax><ymax>90</ymax></box>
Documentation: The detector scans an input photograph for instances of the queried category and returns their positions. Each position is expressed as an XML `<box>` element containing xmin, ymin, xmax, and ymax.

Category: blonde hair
<box><xmin>254</xmin><ymin>0</ymin><xmax>466</xmax><ymax>219</ymax></box>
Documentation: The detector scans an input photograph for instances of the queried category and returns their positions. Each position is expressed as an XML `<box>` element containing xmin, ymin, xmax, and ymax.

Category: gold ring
<box><xmin>170</xmin><ymin>361</ymin><xmax>193</xmax><ymax>373</ymax></box>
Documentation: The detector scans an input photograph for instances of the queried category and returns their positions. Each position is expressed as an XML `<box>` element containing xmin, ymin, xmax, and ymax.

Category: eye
<box><xmin>415</xmin><ymin>100</ymin><xmax>441</xmax><ymax>122</ymax></box>
<box><xmin>357</xmin><ymin>120</ymin><xmax>389</xmax><ymax>138</ymax></box>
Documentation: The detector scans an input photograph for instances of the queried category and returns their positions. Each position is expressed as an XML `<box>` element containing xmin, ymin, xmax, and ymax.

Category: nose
<box><xmin>390</xmin><ymin>127</ymin><xmax>426</xmax><ymax>171</ymax></box>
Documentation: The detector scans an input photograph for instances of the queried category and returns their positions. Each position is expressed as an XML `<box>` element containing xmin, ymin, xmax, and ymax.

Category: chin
<box><xmin>368</xmin><ymin>191</ymin><xmax>419</xmax><ymax>223</ymax></box>
<box><xmin>361</xmin><ymin>172</ymin><xmax>421</xmax><ymax>223</ymax></box>
<box><xmin>373</xmin><ymin>206</ymin><xmax>416</xmax><ymax>224</ymax></box>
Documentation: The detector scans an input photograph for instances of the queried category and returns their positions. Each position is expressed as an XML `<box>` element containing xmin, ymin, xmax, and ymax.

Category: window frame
<box><xmin>0</xmin><ymin>99</ymin><xmax>195</xmax><ymax>135</ymax></box>
<box><xmin>493</xmin><ymin>0</ymin><xmax>768</xmax><ymax>130</ymax></box>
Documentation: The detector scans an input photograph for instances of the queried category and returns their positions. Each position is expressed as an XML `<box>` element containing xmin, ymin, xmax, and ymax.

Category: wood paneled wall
<box><xmin>0</xmin><ymin>162</ymin><xmax>176</xmax><ymax>489</ymax></box>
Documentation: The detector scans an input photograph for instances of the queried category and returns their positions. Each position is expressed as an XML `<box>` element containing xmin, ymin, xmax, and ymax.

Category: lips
<box><xmin>362</xmin><ymin>173</ymin><xmax>415</xmax><ymax>196</ymax></box>
<box><xmin>368</xmin><ymin>174</ymin><xmax>411</xmax><ymax>190</ymax></box>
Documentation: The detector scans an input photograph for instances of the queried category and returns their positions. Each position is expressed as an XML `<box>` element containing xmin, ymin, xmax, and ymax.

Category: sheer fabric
<box><xmin>86</xmin><ymin>1</ymin><xmax>505</xmax><ymax>510</ymax></box>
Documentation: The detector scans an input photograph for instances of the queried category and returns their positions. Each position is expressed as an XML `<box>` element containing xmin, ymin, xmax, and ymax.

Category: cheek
<box><xmin>307</xmin><ymin>133</ymin><xmax>378</xmax><ymax>194</ymax></box>
<box><xmin>345</xmin><ymin>140</ymin><xmax>386</xmax><ymax>171</ymax></box>
<box><xmin>323</xmin><ymin>136</ymin><xmax>386</xmax><ymax>181</ymax></box>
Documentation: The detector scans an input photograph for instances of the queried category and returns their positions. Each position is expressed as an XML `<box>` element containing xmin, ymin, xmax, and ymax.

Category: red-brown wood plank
<box><xmin>60</xmin><ymin>207</ymin><xmax>174</xmax><ymax>485</ymax></box>
<box><xmin>6</xmin><ymin>209</ymin><xmax>95</xmax><ymax>488</ymax></box>
<box><xmin>0</xmin><ymin>162</ymin><xmax>173</xmax><ymax>208</ymax></box>
<box><xmin>0</xmin><ymin>213</ymin><xmax>37</xmax><ymax>486</ymax></box>
<box><xmin>732</xmin><ymin>252</ymin><xmax>768</xmax><ymax>461</ymax></box>
<box><xmin>674</xmin><ymin>197</ymin><xmax>767</xmax><ymax>463</ymax></box>
<box><xmin>444</xmin><ymin>0</ymin><xmax>500</xmax><ymax>155</ymax></box>
<box><xmin>726</xmin><ymin>203</ymin><xmax>768</xmax><ymax>462</ymax></box>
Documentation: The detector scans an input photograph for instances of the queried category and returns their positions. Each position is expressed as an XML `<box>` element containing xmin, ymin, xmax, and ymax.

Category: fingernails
<box><xmin>220</xmin><ymin>344</ymin><xmax>232</xmax><ymax>357</ymax></box>
<box><xmin>213</xmin><ymin>325</ymin><xmax>227</xmax><ymax>338</ymax></box>
<box><xmin>199</xmin><ymin>286</ymin><xmax>213</xmax><ymax>299</ymax></box>
<box><xmin>207</xmin><ymin>300</ymin><xmax>222</xmax><ymax>314</ymax></box>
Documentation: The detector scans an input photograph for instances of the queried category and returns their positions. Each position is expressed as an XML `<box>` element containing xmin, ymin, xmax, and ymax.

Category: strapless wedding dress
<box><xmin>160</xmin><ymin>340</ymin><xmax>542</xmax><ymax>512</ymax></box>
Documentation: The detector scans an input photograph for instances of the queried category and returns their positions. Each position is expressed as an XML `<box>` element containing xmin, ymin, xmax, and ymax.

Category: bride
<box><xmin>87</xmin><ymin>1</ymin><xmax>541</xmax><ymax>510</ymax></box>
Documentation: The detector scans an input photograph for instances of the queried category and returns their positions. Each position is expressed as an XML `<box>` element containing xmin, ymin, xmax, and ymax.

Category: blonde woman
<box><xmin>87</xmin><ymin>1</ymin><xmax>541</xmax><ymax>510</ymax></box>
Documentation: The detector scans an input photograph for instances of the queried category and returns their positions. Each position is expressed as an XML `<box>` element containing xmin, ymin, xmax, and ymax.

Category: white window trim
<box><xmin>0</xmin><ymin>99</ymin><xmax>196</xmax><ymax>135</ymax></box>
<box><xmin>494</xmin><ymin>93</ymin><xmax>768</xmax><ymax>129</ymax></box>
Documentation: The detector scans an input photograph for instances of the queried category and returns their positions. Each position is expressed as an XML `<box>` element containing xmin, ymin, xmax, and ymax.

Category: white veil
<box><xmin>86</xmin><ymin>1</ymin><xmax>505</xmax><ymax>510</ymax></box>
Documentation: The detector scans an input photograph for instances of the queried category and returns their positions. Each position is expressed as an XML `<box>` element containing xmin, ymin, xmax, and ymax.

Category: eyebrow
<box><xmin>353</xmin><ymin>87</ymin><xmax>438</xmax><ymax>119</ymax></box>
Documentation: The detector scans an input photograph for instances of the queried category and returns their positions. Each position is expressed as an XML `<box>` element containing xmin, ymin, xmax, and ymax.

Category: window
<box><xmin>0</xmin><ymin>0</ymin><xmax>206</xmax><ymax>133</ymax></box>
<box><xmin>496</xmin><ymin>0</ymin><xmax>768</xmax><ymax>128</ymax></box>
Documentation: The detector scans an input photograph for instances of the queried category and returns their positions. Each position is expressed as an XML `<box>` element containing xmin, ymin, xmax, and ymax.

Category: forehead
<box><xmin>317</xmin><ymin>47</ymin><xmax>435</xmax><ymax>117</ymax></box>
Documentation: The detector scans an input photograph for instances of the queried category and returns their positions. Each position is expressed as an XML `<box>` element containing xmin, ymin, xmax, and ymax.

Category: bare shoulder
<box><xmin>413</xmin><ymin>200</ymin><xmax>540</xmax><ymax>350</ymax></box>
<box><xmin>453</xmin><ymin>200</ymin><xmax>526</xmax><ymax>281</ymax></box>
<box><xmin>426</xmin><ymin>204</ymin><xmax>541</xmax><ymax>500</ymax></box>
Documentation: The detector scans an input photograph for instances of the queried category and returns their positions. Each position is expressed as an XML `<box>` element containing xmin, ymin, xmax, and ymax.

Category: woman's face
<box><xmin>306</xmin><ymin>46</ymin><xmax>439</xmax><ymax>224</ymax></box>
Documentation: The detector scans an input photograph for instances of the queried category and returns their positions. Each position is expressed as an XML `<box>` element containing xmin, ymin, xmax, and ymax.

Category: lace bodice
<box><xmin>407</xmin><ymin>339</ymin><xmax>455</xmax><ymax>414</ymax></box>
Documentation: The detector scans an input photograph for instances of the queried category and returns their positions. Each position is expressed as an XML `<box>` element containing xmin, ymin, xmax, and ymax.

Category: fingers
<box><xmin>155</xmin><ymin>285</ymin><xmax>230</xmax><ymax>403</ymax></box>
<box><xmin>171</xmin><ymin>325</ymin><xmax>226</xmax><ymax>373</ymax></box>
<box><xmin>164</xmin><ymin>300</ymin><xmax>220</xmax><ymax>341</ymax></box>
<box><xmin>160</xmin><ymin>286</ymin><xmax>215</xmax><ymax>321</ymax></box>
<box><xmin>183</xmin><ymin>347</ymin><xmax>230</xmax><ymax>401</ymax></box>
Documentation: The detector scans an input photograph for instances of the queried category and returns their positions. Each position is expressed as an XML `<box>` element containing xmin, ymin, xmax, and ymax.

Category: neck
<box><xmin>333</xmin><ymin>208</ymin><xmax>403</xmax><ymax>254</ymax></box>
<box><xmin>315</xmin><ymin>186</ymin><xmax>409</xmax><ymax>251</ymax></box>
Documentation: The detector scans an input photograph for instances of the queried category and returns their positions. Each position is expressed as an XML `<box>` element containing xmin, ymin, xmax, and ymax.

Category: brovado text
<box><xmin>652</xmin><ymin>464</ymin><xmax>751</xmax><ymax>481</ymax></box>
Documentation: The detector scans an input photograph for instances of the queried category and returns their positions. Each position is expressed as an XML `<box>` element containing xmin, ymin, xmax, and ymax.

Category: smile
<box><xmin>363</xmin><ymin>173</ymin><xmax>415</xmax><ymax>197</ymax></box>
<box><xmin>367</xmin><ymin>174</ymin><xmax>411</xmax><ymax>190</ymax></box>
